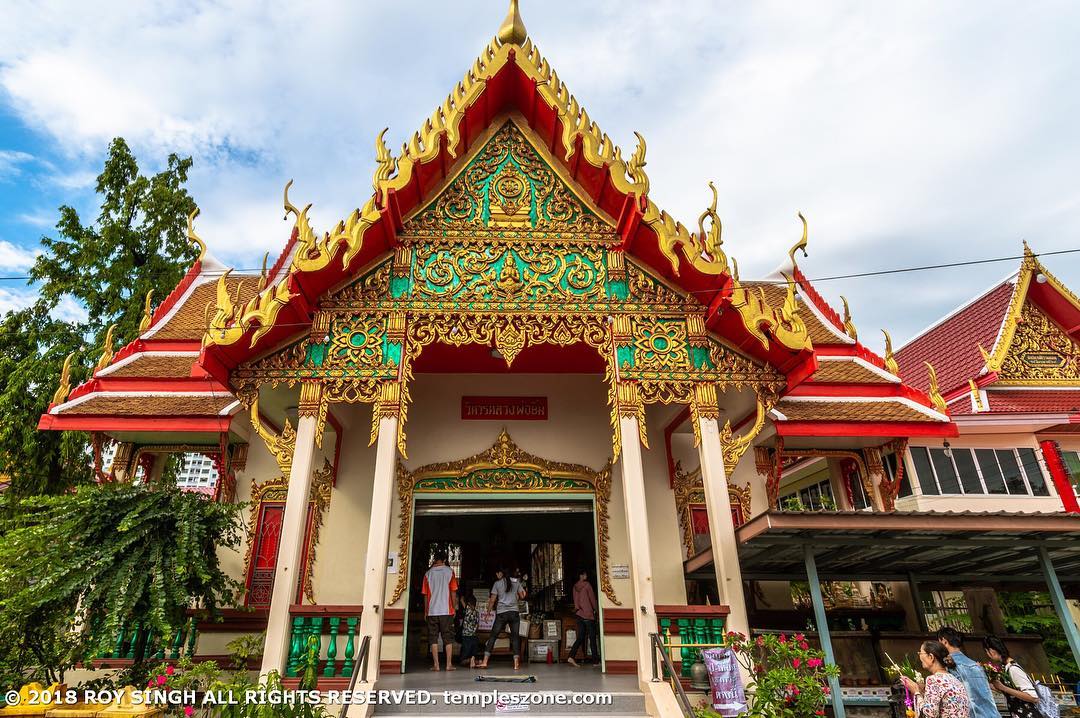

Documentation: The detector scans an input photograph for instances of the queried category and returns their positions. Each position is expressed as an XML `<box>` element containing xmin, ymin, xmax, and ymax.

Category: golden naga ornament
<box><xmin>138</xmin><ymin>290</ymin><xmax>154</xmax><ymax>334</ymax></box>
<box><xmin>882</xmin><ymin>329</ymin><xmax>900</xmax><ymax>375</ymax></box>
<box><xmin>187</xmin><ymin>207</ymin><xmax>207</xmax><ymax>262</ymax></box>
<box><xmin>924</xmin><ymin>362</ymin><xmax>948</xmax><ymax>414</ymax></box>
<box><xmin>840</xmin><ymin>295</ymin><xmax>857</xmax><ymax>341</ymax></box>
<box><xmin>788</xmin><ymin>212</ymin><xmax>809</xmax><ymax>266</ymax></box>
<box><xmin>52</xmin><ymin>352</ymin><xmax>74</xmax><ymax>405</ymax></box>
<box><xmin>249</xmin><ymin>397</ymin><xmax>296</xmax><ymax>476</ymax></box>
<box><xmin>95</xmin><ymin>324</ymin><xmax>116</xmax><ymax>373</ymax></box>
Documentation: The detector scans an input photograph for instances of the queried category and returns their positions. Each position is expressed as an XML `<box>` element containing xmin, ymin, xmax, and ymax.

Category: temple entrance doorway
<box><xmin>403</xmin><ymin>496</ymin><xmax>602</xmax><ymax>673</ymax></box>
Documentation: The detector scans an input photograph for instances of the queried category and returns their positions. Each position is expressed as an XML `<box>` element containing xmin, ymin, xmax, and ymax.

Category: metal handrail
<box><xmin>345</xmin><ymin>636</ymin><xmax>372</xmax><ymax>694</ymax></box>
<box><xmin>649</xmin><ymin>633</ymin><xmax>695</xmax><ymax>718</ymax></box>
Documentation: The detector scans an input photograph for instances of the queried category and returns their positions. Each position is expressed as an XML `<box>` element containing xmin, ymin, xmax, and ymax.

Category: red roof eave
<box><xmin>37</xmin><ymin>414</ymin><xmax>234</xmax><ymax>434</ymax></box>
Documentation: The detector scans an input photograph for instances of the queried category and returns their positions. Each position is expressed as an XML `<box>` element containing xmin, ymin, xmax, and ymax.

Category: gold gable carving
<box><xmin>998</xmin><ymin>301</ymin><xmax>1080</xmax><ymax>384</ymax></box>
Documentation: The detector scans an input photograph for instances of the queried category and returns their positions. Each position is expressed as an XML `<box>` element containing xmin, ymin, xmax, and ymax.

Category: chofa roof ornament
<box><xmin>498</xmin><ymin>0</ymin><xmax>528</xmax><ymax>45</ymax></box>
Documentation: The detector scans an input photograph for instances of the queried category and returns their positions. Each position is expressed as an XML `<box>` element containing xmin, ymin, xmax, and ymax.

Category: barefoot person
<box><xmin>422</xmin><ymin>550</ymin><xmax>458</xmax><ymax>671</ymax></box>
<box><xmin>477</xmin><ymin>567</ymin><xmax>526</xmax><ymax>670</ymax></box>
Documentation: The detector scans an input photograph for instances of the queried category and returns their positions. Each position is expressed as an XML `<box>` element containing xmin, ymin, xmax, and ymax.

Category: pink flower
<box><xmin>156</xmin><ymin>675</ymin><xmax>167</xmax><ymax>686</ymax></box>
<box><xmin>165</xmin><ymin>666</ymin><xmax>175</xmax><ymax>676</ymax></box>
<box><xmin>146</xmin><ymin>681</ymin><xmax>154</xmax><ymax>690</ymax></box>
<box><xmin>807</xmin><ymin>658</ymin><xmax>823</xmax><ymax>668</ymax></box>
<box><xmin>184</xmin><ymin>707</ymin><xmax>194</xmax><ymax>717</ymax></box>
<box><xmin>792</xmin><ymin>658</ymin><xmax>802</xmax><ymax>669</ymax></box>
<box><xmin>778</xmin><ymin>634</ymin><xmax>787</xmax><ymax>644</ymax></box>
<box><xmin>800</xmin><ymin>641</ymin><xmax>810</xmax><ymax>650</ymax></box>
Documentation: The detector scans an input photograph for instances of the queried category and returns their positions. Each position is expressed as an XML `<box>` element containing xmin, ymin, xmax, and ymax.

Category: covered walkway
<box><xmin>687</xmin><ymin>510</ymin><xmax>1080</xmax><ymax>718</ymax></box>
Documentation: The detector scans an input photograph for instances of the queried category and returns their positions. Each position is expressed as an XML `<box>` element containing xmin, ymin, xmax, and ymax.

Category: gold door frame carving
<box><xmin>672</xmin><ymin>461</ymin><xmax>752</xmax><ymax>559</ymax></box>
<box><xmin>390</xmin><ymin>429</ymin><xmax>620</xmax><ymax>606</ymax></box>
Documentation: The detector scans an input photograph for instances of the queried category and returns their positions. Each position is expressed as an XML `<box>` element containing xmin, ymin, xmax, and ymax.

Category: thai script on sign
<box><xmin>461</xmin><ymin>396</ymin><xmax>548</xmax><ymax>421</ymax></box>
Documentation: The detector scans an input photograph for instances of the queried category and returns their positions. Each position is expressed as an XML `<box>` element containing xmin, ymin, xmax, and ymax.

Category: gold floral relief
<box><xmin>672</xmin><ymin>461</ymin><xmax>753</xmax><ymax>559</ymax></box>
<box><xmin>998</xmin><ymin>301</ymin><xmax>1080</xmax><ymax>384</ymax></box>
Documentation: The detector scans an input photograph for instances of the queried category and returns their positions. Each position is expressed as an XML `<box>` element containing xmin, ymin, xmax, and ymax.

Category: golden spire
<box><xmin>497</xmin><ymin>0</ymin><xmax>528</xmax><ymax>45</ymax></box>
<box><xmin>137</xmin><ymin>290</ymin><xmax>154</xmax><ymax>334</ymax></box>
<box><xmin>840</xmin><ymin>296</ymin><xmax>857</xmax><ymax>341</ymax></box>
<box><xmin>925</xmin><ymin>361</ymin><xmax>947</xmax><ymax>414</ymax></box>
<box><xmin>187</xmin><ymin>207</ymin><xmax>206</xmax><ymax>262</ymax></box>
<box><xmin>52</xmin><ymin>352</ymin><xmax>74</xmax><ymax>405</ymax></box>
<box><xmin>257</xmin><ymin>251</ymin><xmax>270</xmax><ymax>291</ymax></box>
<box><xmin>95</xmin><ymin>325</ymin><xmax>116</xmax><ymax>373</ymax></box>
<box><xmin>881</xmin><ymin>329</ymin><xmax>899</xmax><ymax>375</ymax></box>
<box><xmin>788</xmin><ymin>212</ymin><xmax>808</xmax><ymax>266</ymax></box>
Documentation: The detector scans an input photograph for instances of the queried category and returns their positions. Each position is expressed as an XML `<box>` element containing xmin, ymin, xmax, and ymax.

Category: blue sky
<box><xmin>2</xmin><ymin>0</ymin><xmax>1079</xmax><ymax>348</ymax></box>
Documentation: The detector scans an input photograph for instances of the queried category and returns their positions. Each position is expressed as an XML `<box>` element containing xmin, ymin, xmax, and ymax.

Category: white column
<box><xmin>697</xmin><ymin>416</ymin><xmax>750</xmax><ymax>638</ymax></box>
<box><xmin>356</xmin><ymin>414</ymin><xmax>400</xmax><ymax>681</ymax></box>
<box><xmin>260</xmin><ymin>413</ymin><xmax>319</xmax><ymax>676</ymax></box>
<box><xmin>618</xmin><ymin>415</ymin><xmax>658</xmax><ymax>685</ymax></box>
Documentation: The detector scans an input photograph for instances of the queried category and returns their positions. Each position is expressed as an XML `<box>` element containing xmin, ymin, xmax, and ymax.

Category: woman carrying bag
<box><xmin>983</xmin><ymin>635</ymin><xmax>1051</xmax><ymax>718</ymax></box>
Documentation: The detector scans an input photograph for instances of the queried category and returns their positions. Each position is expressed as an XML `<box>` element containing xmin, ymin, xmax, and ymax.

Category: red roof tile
<box><xmin>985</xmin><ymin>390</ymin><xmax>1080</xmax><ymax>415</ymax></box>
<box><xmin>896</xmin><ymin>281</ymin><xmax>1014</xmax><ymax>395</ymax></box>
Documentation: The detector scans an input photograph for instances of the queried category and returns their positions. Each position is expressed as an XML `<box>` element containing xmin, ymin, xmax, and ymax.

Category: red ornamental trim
<box><xmin>1039</xmin><ymin>440</ymin><xmax>1080</xmax><ymax>514</ymax></box>
<box><xmin>460</xmin><ymin>396</ymin><xmax>548</xmax><ymax>421</ymax></box>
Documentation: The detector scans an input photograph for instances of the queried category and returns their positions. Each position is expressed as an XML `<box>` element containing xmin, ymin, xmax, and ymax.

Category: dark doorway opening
<box><xmin>404</xmin><ymin>499</ymin><xmax>600</xmax><ymax>670</ymax></box>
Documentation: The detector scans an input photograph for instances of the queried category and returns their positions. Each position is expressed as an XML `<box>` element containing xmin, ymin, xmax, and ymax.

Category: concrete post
<box><xmin>618</xmin><ymin>415</ymin><xmax>658</xmax><ymax>686</ymax></box>
<box><xmin>356</xmin><ymin>415</ymin><xmax>400</xmax><ymax>681</ymax></box>
<box><xmin>260</xmin><ymin>413</ymin><xmax>319</xmax><ymax>676</ymax></box>
<box><xmin>806</xmin><ymin>546</ymin><xmax>846</xmax><ymax>718</ymax></box>
<box><xmin>697</xmin><ymin>416</ymin><xmax>750</xmax><ymax>638</ymax></box>
<box><xmin>1037</xmin><ymin>547</ymin><xmax>1080</xmax><ymax>670</ymax></box>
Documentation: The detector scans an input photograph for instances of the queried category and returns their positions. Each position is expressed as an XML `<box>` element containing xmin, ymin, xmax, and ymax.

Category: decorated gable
<box><xmin>998</xmin><ymin>301</ymin><xmax>1080</xmax><ymax>384</ymax></box>
<box><xmin>403</xmin><ymin>120</ymin><xmax>612</xmax><ymax>240</ymax></box>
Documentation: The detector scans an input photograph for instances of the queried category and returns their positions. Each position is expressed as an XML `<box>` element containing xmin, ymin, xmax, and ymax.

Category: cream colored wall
<box><xmin>897</xmin><ymin>433</ymin><xmax>1065</xmax><ymax>513</ymax></box>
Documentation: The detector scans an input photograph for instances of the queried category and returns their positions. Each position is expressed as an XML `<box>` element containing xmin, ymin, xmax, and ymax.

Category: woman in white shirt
<box><xmin>982</xmin><ymin>635</ymin><xmax>1043</xmax><ymax>718</ymax></box>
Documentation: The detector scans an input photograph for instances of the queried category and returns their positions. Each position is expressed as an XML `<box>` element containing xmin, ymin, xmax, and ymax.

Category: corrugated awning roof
<box><xmin>687</xmin><ymin>510</ymin><xmax>1080</xmax><ymax>594</ymax></box>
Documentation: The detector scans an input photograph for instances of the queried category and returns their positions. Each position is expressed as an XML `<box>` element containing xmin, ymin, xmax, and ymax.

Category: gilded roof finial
<box><xmin>257</xmin><ymin>251</ymin><xmax>270</xmax><ymax>291</ymax></box>
<box><xmin>627</xmin><ymin>131</ymin><xmax>649</xmax><ymax>197</ymax></box>
<box><xmin>789</xmin><ymin>212</ymin><xmax>808</xmax><ymax>266</ymax></box>
<box><xmin>497</xmin><ymin>0</ymin><xmax>528</xmax><ymax>45</ymax></box>
<box><xmin>925</xmin><ymin>361</ymin><xmax>948</xmax><ymax>414</ymax></box>
<box><xmin>95</xmin><ymin>324</ymin><xmax>116</xmax><ymax>373</ymax></box>
<box><xmin>187</xmin><ymin>207</ymin><xmax>206</xmax><ymax>262</ymax></box>
<box><xmin>52</xmin><ymin>352</ymin><xmax>74</xmax><ymax>405</ymax></box>
<box><xmin>881</xmin><ymin>330</ymin><xmax>899</xmax><ymax>375</ymax></box>
<box><xmin>840</xmin><ymin>296</ymin><xmax>857</xmax><ymax>341</ymax></box>
<box><xmin>137</xmin><ymin>290</ymin><xmax>154</xmax><ymax>334</ymax></box>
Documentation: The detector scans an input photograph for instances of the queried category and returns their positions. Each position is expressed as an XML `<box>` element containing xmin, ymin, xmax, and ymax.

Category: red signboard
<box><xmin>461</xmin><ymin>396</ymin><xmax>548</xmax><ymax>421</ymax></box>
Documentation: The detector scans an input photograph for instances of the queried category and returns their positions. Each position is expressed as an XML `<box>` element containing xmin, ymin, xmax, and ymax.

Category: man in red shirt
<box><xmin>422</xmin><ymin>550</ymin><xmax>458</xmax><ymax>671</ymax></box>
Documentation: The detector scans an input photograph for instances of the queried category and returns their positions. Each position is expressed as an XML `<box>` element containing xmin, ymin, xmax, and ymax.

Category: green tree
<box><xmin>0</xmin><ymin>483</ymin><xmax>242</xmax><ymax>686</ymax></box>
<box><xmin>0</xmin><ymin>138</ymin><xmax>197</xmax><ymax>496</ymax></box>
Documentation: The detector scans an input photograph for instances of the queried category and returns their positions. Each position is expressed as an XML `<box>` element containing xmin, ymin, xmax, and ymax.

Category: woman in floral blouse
<box><xmin>902</xmin><ymin>641</ymin><xmax>971</xmax><ymax>718</ymax></box>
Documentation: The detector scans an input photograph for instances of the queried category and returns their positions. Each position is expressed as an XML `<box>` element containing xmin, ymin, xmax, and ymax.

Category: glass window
<box><xmin>911</xmin><ymin>447</ymin><xmax>939</xmax><ymax>495</ymax></box>
<box><xmin>975</xmin><ymin>449</ymin><xmax>1008</xmax><ymax>494</ymax></box>
<box><xmin>851</xmin><ymin>473</ymin><xmax>871</xmax><ymax>510</ymax></box>
<box><xmin>930</xmin><ymin>449</ymin><xmax>961</xmax><ymax>494</ymax></box>
<box><xmin>1017</xmin><ymin>448</ymin><xmax>1049</xmax><ymax>496</ymax></box>
<box><xmin>885</xmin><ymin>452</ymin><xmax>913</xmax><ymax>498</ymax></box>
<box><xmin>953</xmin><ymin>449</ymin><xmax>984</xmax><ymax>495</ymax></box>
<box><xmin>996</xmin><ymin>450</ymin><xmax>1027</xmax><ymax>494</ymax></box>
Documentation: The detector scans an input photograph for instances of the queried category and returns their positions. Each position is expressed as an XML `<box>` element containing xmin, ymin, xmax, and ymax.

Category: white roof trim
<box><xmin>769</xmin><ymin>407</ymin><xmax>789</xmax><ymax>422</ymax></box>
<box><xmin>817</xmin><ymin>355</ymin><xmax>901</xmax><ymax>383</ymax></box>
<box><xmin>51</xmin><ymin>390</ymin><xmax>234</xmax><ymax>414</ymax></box>
<box><xmin>142</xmin><ymin>273</ymin><xmax>217</xmax><ymax>340</ymax></box>
<box><xmin>752</xmin><ymin>269</ymin><xmax>854</xmax><ymax>345</ymax></box>
<box><xmin>780</xmin><ymin>394</ymin><xmax>950</xmax><ymax>422</ymax></box>
<box><xmin>95</xmin><ymin>350</ymin><xmax>200</xmax><ymax>377</ymax></box>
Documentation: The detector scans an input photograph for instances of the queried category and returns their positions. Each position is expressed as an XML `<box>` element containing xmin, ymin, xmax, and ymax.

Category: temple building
<box><xmin>38</xmin><ymin>3</ymin><xmax>1080</xmax><ymax>716</ymax></box>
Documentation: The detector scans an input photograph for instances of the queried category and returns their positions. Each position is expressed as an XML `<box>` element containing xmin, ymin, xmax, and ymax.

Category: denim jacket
<box><xmin>949</xmin><ymin>651</ymin><xmax>999</xmax><ymax>718</ymax></box>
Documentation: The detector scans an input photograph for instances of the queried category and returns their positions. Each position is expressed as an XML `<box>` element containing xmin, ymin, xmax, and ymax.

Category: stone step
<box><xmin>371</xmin><ymin>690</ymin><xmax>647</xmax><ymax>716</ymax></box>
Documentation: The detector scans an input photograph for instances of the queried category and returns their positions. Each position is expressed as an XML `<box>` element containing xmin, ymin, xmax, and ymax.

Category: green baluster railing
<box><xmin>124</xmin><ymin>623</ymin><xmax>141</xmax><ymax>659</ymax></box>
<box><xmin>185</xmin><ymin>617</ymin><xmax>198</xmax><ymax>656</ymax></box>
<box><xmin>153</xmin><ymin>631</ymin><xmax>166</xmax><ymax>660</ymax></box>
<box><xmin>112</xmin><ymin>625</ymin><xmax>127</xmax><ymax>659</ymax></box>
<box><xmin>677</xmin><ymin>619</ymin><xmax>692</xmax><ymax>677</ymax></box>
<box><xmin>287</xmin><ymin>617</ymin><xmax>306</xmax><ymax>677</ymax></box>
<box><xmin>341</xmin><ymin>617</ymin><xmax>358</xmax><ymax>677</ymax></box>
<box><xmin>323</xmin><ymin>617</ymin><xmax>341</xmax><ymax>677</ymax></box>
<box><xmin>170</xmin><ymin>626</ymin><xmax>184</xmax><ymax>660</ymax></box>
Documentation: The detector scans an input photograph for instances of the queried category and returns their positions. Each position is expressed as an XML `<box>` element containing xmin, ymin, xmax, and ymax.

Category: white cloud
<box><xmin>0</xmin><ymin>149</ymin><xmax>34</xmax><ymax>180</ymax></box>
<box><xmin>16</xmin><ymin>211</ymin><xmax>54</xmax><ymax>228</ymax></box>
<box><xmin>0</xmin><ymin>240</ymin><xmax>38</xmax><ymax>271</ymax></box>
<box><xmin>2</xmin><ymin>0</ymin><xmax>1080</xmax><ymax>349</ymax></box>
<box><xmin>0</xmin><ymin>286</ymin><xmax>37</xmax><ymax>314</ymax></box>
<box><xmin>50</xmin><ymin>295</ymin><xmax>88</xmax><ymax>324</ymax></box>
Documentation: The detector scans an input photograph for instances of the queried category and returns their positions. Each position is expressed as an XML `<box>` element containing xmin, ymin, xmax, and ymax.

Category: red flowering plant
<box><xmin>722</xmin><ymin>631</ymin><xmax>840</xmax><ymax>718</ymax></box>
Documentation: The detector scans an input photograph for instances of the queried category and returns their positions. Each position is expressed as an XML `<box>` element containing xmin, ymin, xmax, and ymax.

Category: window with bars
<box><xmin>910</xmin><ymin>446</ymin><xmax>1051</xmax><ymax>497</ymax></box>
